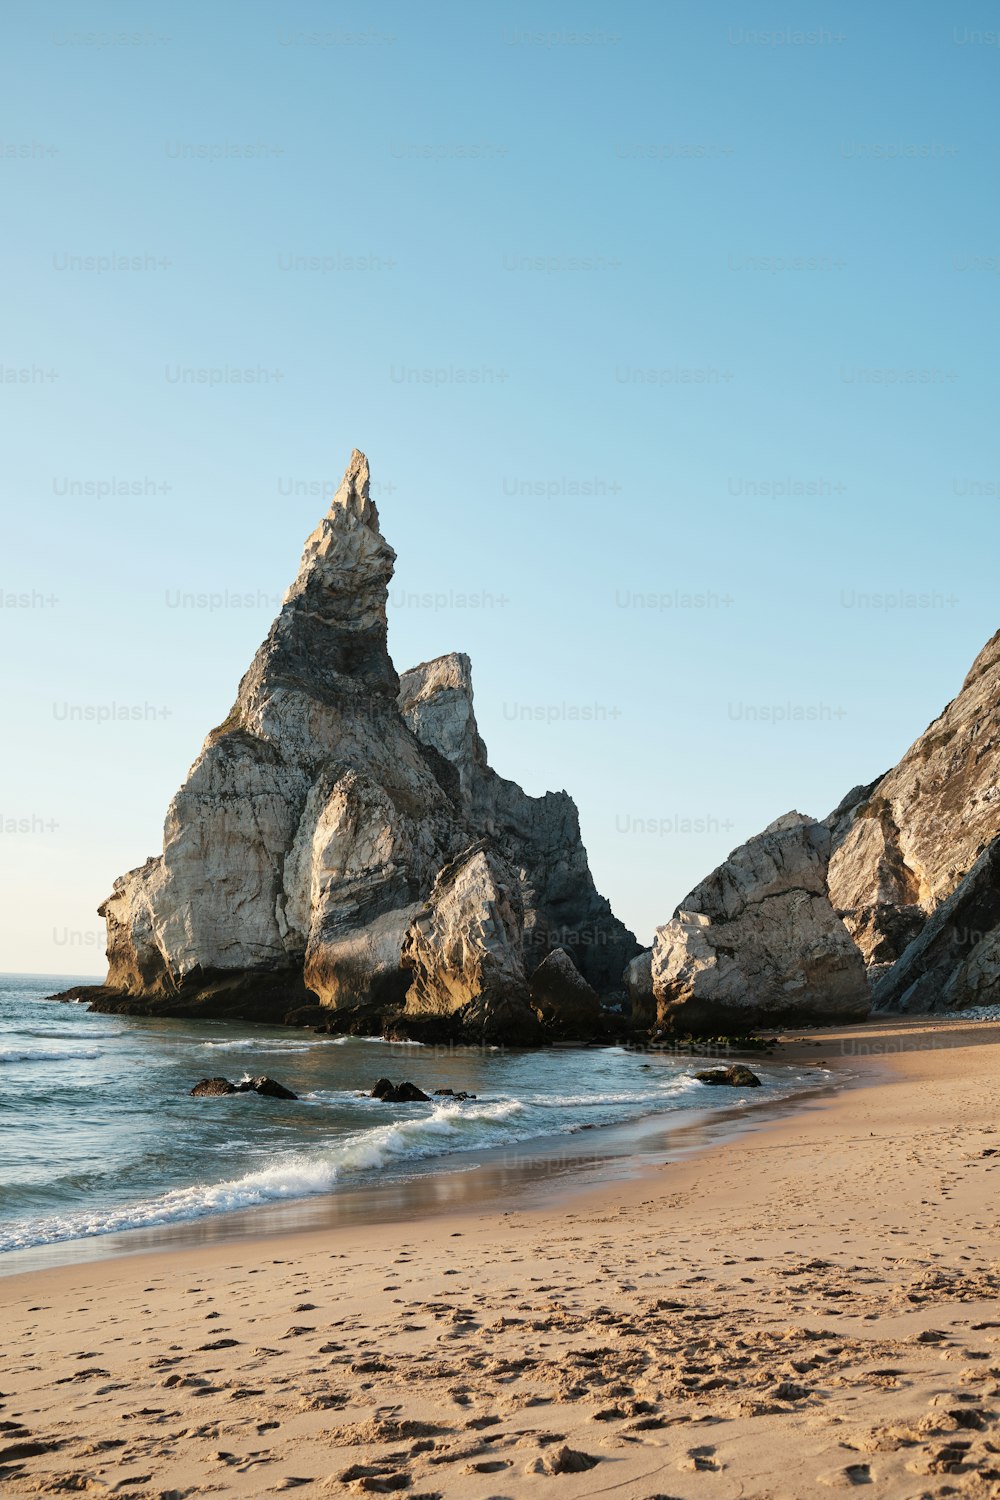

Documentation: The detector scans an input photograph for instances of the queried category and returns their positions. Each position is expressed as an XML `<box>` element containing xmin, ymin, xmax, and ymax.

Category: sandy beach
<box><xmin>3</xmin><ymin>1020</ymin><xmax>1000</xmax><ymax>1499</ymax></box>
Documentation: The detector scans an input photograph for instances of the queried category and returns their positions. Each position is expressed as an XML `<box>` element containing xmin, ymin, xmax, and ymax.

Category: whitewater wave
<box><xmin>0</xmin><ymin>1046</ymin><xmax>101</xmax><ymax>1064</ymax></box>
<box><xmin>0</xmin><ymin>1098</ymin><xmax>528</xmax><ymax>1252</ymax></box>
<box><xmin>330</xmin><ymin>1035</ymin><xmax>426</xmax><ymax>1046</ymax></box>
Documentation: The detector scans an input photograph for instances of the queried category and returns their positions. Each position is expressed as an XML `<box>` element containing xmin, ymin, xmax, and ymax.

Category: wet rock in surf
<box><xmin>191</xmin><ymin>1075</ymin><xmax>298</xmax><ymax>1099</ymax></box>
<box><xmin>235</xmin><ymin>1075</ymin><xmax>298</xmax><ymax>1099</ymax></box>
<box><xmin>190</xmin><ymin>1076</ymin><xmax>237</xmax><ymax>1097</ymax></box>
<box><xmin>370</xmin><ymin>1078</ymin><xmax>431</xmax><ymax>1103</ymax></box>
<box><xmin>693</xmin><ymin>1065</ymin><xmax>762</xmax><ymax>1087</ymax></box>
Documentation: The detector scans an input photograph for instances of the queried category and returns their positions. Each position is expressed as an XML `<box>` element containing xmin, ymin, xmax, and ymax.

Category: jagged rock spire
<box><xmin>94</xmin><ymin>448</ymin><xmax>639</xmax><ymax>1040</ymax></box>
<box><xmin>246</xmin><ymin>449</ymin><xmax>399</xmax><ymax>712</ymax></box>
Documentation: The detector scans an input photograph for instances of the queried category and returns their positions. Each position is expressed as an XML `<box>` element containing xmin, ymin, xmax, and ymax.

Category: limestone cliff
<box><xmin>93</xmin><ymin>451</ymin><xmax>637</xmax><ymax>1041</ymax></box>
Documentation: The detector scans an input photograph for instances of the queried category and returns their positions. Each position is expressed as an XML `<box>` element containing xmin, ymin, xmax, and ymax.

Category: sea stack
<box><xmin>93</xmin><ymin>450</ymin><xmax>638</xmax><ymax>1041</ymax></box>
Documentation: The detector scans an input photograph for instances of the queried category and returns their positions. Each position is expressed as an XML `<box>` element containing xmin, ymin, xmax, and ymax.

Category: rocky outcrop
<box><xmin>88</xmin><ymin>451</ymin><xmax>637</xmax><ymax>1042</ymax></box>
<box><xmin>651</xmin><ymin>813</ymin><xmax>870</xmax><ymax>1033</ymax></box>
<box><xmin>528</xmin><ymin>947</ymin><xmax>601</xmax><ymax>1038</ymax></box>
<box><xmin>398</xmin><ymin>652</ymin><xmax>638</xmax><ymax>993</ymax></box>
<box><xmin>635</xmin><ymin>630</ymin><xmax>1000</xmax><ymax>1029</ymax></box>
<box><xmin>828</xmin><ymin>632</ymin><xmax>1000</xmax><ymax>971</ymax></box>
<box><xmin>100</xmin><ymin>450</ymin><xmax>449</xmax><ymax>1001</ymax></box>
<box><xmin>871</xmin><ymin>836</ymin><xmax>1000</xmax><ymax>1013</ymax></box>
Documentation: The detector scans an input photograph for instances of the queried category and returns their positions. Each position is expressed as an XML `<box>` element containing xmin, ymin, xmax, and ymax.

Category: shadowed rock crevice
<box><xmin>872</xmin><ymin>836</ymin><xmax>1000</xmax><ymax>1013</ymax></box>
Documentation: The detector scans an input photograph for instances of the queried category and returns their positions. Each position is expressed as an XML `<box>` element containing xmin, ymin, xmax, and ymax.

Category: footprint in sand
<box><xmin>678</xmin><ymin>1444</ymin><xmax>722</xmax><ymax>1472</ymax></box>
<box><xmin>818</xmin><ymin>1463</ymin><xmax>873</xmax><ymax>1487</ymax></box>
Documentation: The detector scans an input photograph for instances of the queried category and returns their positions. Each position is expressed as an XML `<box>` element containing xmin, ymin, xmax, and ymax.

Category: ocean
<box><xmin>0</xmin><ymin>972</ymin><xmax>833</xmax><ymax>1262</ymax></box>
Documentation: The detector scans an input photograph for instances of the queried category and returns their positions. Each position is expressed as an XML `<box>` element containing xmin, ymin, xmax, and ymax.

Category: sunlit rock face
<box><xmin>98</xmin><ymin>451</ymin><xmax>637</xmax><ymax>1039</ymax></box>
<box><xmin>824</xmin><ymin>631</ymin><xmax>1000</xmax><ymax>1011</ymax></box>
<box><xmin>827</xmin><ymin>632</ymin><xmax>1000</xmax><ymax>974</ymax></box>
<box><xmin>650</xmin><ymin>814</ymin><xmax>870</xmax><ymax>1032</ymax></box>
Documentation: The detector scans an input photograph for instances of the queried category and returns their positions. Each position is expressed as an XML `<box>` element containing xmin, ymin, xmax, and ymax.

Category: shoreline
<box><xmin>1</xmin><ymin>1012</ymin><xmax>989</xmax><ymax>1284</ymax></box>
<box><xmin>0</xmin><ymin>1042</ymin><xmax>843</xmax><ymax>1280</ymax></box>
<box><xmin>4</xmin><ymin>1017</ymin><xmax>1000</xmax><ymax>1497</ymax></box>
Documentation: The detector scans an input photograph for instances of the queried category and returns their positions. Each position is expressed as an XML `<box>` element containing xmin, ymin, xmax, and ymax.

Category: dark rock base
<box><xmin>49</xmin><ymin>967</ymin><xmax>312</xmax><ymax>1024</ymax></box>
<box><xmin>45</xmin><ymin>968</ymin><xmax>632</xmax><ymax>1048</ymax></box>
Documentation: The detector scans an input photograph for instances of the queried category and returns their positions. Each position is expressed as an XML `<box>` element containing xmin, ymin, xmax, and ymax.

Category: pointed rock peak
<box><xmin>292</xmin><ymin>447</ymin><xmax>395</xmax><ymax>592</ymax></box>
<box><xmin>329</xmin><ymin>447</ymin><xmax>375</xmax><ymax>522</ymax></box>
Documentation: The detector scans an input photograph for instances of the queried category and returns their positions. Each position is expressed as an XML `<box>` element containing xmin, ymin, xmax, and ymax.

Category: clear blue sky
<box><xmin>2</xmin><ymin>0</ymin><xmax>997</xmax><ymax>975</ymax></box>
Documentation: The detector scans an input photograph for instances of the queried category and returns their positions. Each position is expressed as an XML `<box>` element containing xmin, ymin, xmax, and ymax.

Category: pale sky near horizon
<box><xmin>2</xmin><ymin>0</ymin><xmax>998</xmax><ymax>976</ymax></box>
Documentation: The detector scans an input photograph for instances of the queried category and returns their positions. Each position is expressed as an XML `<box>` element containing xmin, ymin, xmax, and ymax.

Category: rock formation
<box><xmin>528</xmin><ymin>947</ymin><xmax>601</xmax><ymax>1038</ymax></box>
<box><xmin>88</xmin><ymin>451</ymin><xmax>638</xmax><ymax>1042</ymax></box>
<box><xmin>825</xmin><ymin>631</ymin><xmax>1000</xmax><ymax>1013</ymax></box>
<box><xmin>827</xmin><ymin>632</ymin><xmax>1000</xmax><ymax>974</ymax></box>
<box><xmin>650</xmin><ymin>813</ymin><xmax>870</xmax><ymax>1032</ymax></box>
<box><xmin>398</xmin><ymin>651</ymin><xmax>635</xmax><ymax>994</ymax></box>
<box><xmin>871</xmin><ymin>837</ymin><xmax>1000</xmax><ymax>1013</ymax></box>
<box><xmin>635</xmin><ymin>630</ymin><xmax>1000</xmax><ymax>1030</ymax></box>
<box><xmin>401</xmin><ymin>841</ymin><xmax>539</xmax><ymax>1044</ymax></box>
